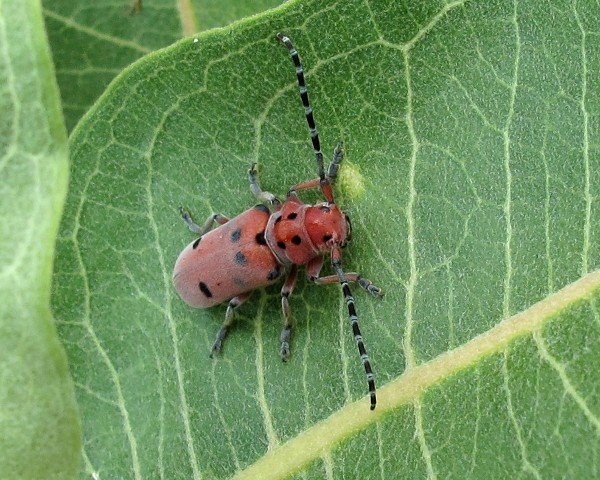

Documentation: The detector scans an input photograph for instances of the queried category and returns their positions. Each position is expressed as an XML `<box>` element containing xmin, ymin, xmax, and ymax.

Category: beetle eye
<box><xmin>319</xmin><ymin>205</ymin><xmax>331</xmax><ymax>213</ymax></box>
<box><xmin>344</xmin><ymin>214</ymin><xmax>352</xmax><ymax>242</ymax></box>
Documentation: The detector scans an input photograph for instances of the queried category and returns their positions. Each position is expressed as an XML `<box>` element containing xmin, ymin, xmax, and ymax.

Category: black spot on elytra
<box><xmin>323</xmin><ymin>234</ymin><xmax>332</xmax><ymax>242</ymax></box>
<box><xmin>267</xmin><ymin>265</ymin><xmax>281</xmax><ymax>280</ymax></box>
<box><xmin>287</xmin><ymin>212</ymin><xmax>298</xmax><ymax>220</ymax></box>
<box><xmin>291</xmin><ymin>235</ymin><xmax>302</xmax><ymax>245</ymax></box>
<box><xmin>199</xmin><ymin>282</ymin><xmax>212</xmax><ymax>298</ymax></box>
<box><xmin>234</xmin><ymin>251</ymin><xmax>247</xmax><ymax>265</ymax></box>
<box><xmin>254</xmin><ymin>204</ymin><xmax>270</xmax><ymax>213</ymax></box>
<box><xmin>192</xmin><ymin>237</ymin><xmax>201</xmax><ymax>249</ymax></box>
<box><xmin>230</xmin><ymin>228</ymin><xmax>241</xmax><ymax>242</ymax></box>
<box><xmin>277</xmin><ymin>241</ymin><xmax>286</xmax><ymax>249</ymax></box>
<box><xmin>255</xmin><ymin>231</ymin><xmax>267</xmax><ymax>245</ymax></box>
<box><xmin>233</xmin><ymin>277</ymin><xmax>247</xmax><ymax>287</ymax></box>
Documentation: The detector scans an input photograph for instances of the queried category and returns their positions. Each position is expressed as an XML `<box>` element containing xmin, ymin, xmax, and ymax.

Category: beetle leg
<box><xmin>305</xmin><ymin>255</ymin><xmax>325</xmax><ymax>279</ymax></box>
<box><xmin>287</xmin><ymin>144</ymin><xmax>344</xmax><ymax>200</ymax></box>
<box><xmin>288</xmin><ymin>178</ymin><xmax>320</xmax><ymax>193</ymax></box>
<box><xmin>306</xmin><ymin>256</ymin><xmax>382</xmax><ymax>298</ymax></box>
<box><xmin>280</xmin><ymin>264</ymin><xmax>298</xmax><ymax>361</ymax></box>
<box><xmin>210</xmin><ymin>292</ymin><xmax>251</xmax><ymax>358</ymax></box>
<box><xmin>248</xmin><ymin>163</ymin><xmax>281</xmax><ymax>210</ymax></box>
<box><xmin>179</xmin><ymin>207</ymin><xmax>228</xmax><ymax>235</ymax></box>
<box><xmin>287</xmin><ymin>177</ymin><xmax>334</xmax><ymax>203</ymax></box>
<box><xmin>326</xmin><ymin>142</ymin><xmax>344</xmax><ymax>184</ymax></box>
<box><xmin>313</xmin><ymin>274</ymin><xmax>383</xmax><ymax>298</ymax></box>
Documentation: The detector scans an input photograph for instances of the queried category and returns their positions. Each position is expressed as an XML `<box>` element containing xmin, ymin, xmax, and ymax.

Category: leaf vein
<box><xmin>145</xmin><ymin>101</ymin><xmax>202</xmax><ymax>479</ymax></box>
<box><xmin>254</xmin><ymin>293</ymin><xmax>280</xmax><ymax>450</ymax></box>
<box><xmin>502</xmin><ymin>351</ymin><xmax>542</xmax><ymax>479</ymax></box>
<box><xmin>232</xmin><ymin>271</ymin><xmax>600</xmax><ymax>480</ymax></box>
<box><xmin>414</xmin><ymin>399</ymin><xmax>436</xmax><ymax>479</ymax></box>
<box><xmin>502</xmin><ymin>0</ymin><xmax>521</xmax><ymax>320</ymax></box>
<box><xmin>402</xmin><ymin>49</ymin><xmax>418</xmax><ymax>369</ymax></box>
<box><xmin>42</xmin><ymin>9</ymin><xmax>151</xmax><ymax>54</ymax></box>
<box><xmin>573</xmin><ymin>0</ymin><xmax>591</xmax><ymax>276</ymax></box>
<box><xmin>71</xmin><ymin>155</ymin><xmax>142</xmax><ymax>480</ymax></box>
<box><xmin>534</xmin><ymin>329</ymin><xmax>600</xmax><ymax>433</ymax></box>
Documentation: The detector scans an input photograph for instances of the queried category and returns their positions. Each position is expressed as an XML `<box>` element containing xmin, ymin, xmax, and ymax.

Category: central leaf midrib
<box><xmin>231</xmin><ymin>271</ymin><xmax>600</xmax><ymax>480</ymax></box>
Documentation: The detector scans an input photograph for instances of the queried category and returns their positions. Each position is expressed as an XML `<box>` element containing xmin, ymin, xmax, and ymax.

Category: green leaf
<box><xmin>191</xmin><ymin>0</ymin><xmax>286</xmax><ymax>31</ymax></box>
<box><xmin>0</xmin><ymin>1</ymin><xmax>81</xmax><ymax>478</ymax></box>
<box><xmin>55</xmin><ymin>0</ymin><xmax>600</xmax><ymax>478</ymax></box>
<box><xmin>43</xmin><ymin>0</ymin><xmax>283</xmax><ymax>131</ymax></box>
<box><xmin>42</xmin><ymin>0</ymin><xmax>180</xmax><ymax>132</ymax></box>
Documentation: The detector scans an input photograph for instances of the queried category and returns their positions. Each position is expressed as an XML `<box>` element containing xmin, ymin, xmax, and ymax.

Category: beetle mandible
<box><xmin>173</xmin><ymin>34</ymin><xmax>383</xmax><ymax>410</ymax></box>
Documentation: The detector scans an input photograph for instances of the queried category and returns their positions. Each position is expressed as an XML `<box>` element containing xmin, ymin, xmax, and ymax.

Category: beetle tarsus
<box><xmin>358</xmin><ymin>277</ymin><xmax>383</xmax><ymax>298</ymax></box>
<box><xmin>368</xmin><ymin>286</ymin><xmax>383</xmax><ymax>298</ymax></box>
<box><xmin>327</xmin><ymin>142</ymin><xmax>344</xmax><ymax>182</ymax></box>
<box><xmin>210</xmin><ymin>327</ymin><xmax>228</xmax><ymax>357</ymax></box>
<box><xmin>280</xmin><ymin>341</ymin><xmax>290</xmax><ymax>361</ymax></box>
<box><xmin>248</xmin><ymin>163</ymin><xmax>281</xmax><ymax>209</ymax></box>
<box><xmin>179</xmin><ymin>207</ymin><xmax>206</xmax><ymax>234</ymax></box>
<box><xmin>279</xmin><ymin>327</ymin><xmax>292</xmax><ymax>361</ymax></box>
<box><xmin>179</xmin><ymin>206</ymin><xmax>190</xmax><ymax>220</ymax></box>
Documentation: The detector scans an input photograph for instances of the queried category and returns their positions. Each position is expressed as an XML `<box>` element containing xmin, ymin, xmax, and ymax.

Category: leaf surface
<box><xmin>55</xmin><ymin>0</ymin><xmax>600</xmax><ymax>478</ymax></box>
<box><xmin>190</xmin><ymin>0</ymin><xmax>286</xmax><ymax>31</ymax></box>
<box><xmin>0</xmin><ymin>1</ymin><xmax>81</xmax><ymax>478</ymax></box>
<box><xmin>43</xmin><ymin>0</ymin><xmax>282</xmax><ymax>131</ymax></box>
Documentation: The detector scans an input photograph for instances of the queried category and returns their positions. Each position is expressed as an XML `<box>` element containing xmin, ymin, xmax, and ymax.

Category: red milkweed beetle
<box><xmin>173</xmin><ymin>34</ymin><xmax>383</xmax><ymax>410</ymax></box>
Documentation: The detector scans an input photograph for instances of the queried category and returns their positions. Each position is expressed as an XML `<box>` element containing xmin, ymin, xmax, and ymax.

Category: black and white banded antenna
<box><xmin>276</xmin><ymin>33</ymin><xmax>326</xmax><ymax>184</ymax></box>
<box><xmin>332</xmin><ymin>251</ymin><xmax>377</xmax><ymax>410</ymax></box>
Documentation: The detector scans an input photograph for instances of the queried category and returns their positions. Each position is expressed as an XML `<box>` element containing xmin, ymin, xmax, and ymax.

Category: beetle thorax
<box><xmin>265</xmin><ymin>200</ymin><xmax>349</xmax><ymax>266</ymax></box>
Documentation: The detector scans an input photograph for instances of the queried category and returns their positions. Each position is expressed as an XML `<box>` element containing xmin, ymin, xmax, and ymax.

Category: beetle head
<box><xmin>305</xmin><ymin>202</ymin><xmax>351</xmax><ymax>252</ymax></box>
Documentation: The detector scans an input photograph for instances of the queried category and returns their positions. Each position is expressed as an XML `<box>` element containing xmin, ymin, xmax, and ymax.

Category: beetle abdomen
<box><xmin>173</xmin><ymin>206</ymin><xmax>283</xmax><ymax>308</ymax></box>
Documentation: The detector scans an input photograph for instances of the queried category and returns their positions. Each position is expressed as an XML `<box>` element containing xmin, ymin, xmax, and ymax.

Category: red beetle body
<box><xmin>173</xmin><ymin>205</ymin><xmax>281</xmax><ymax>308</ymax></box>
<box><xmin>173</xmin><ymin>34</ymin><xmax>381</xmax><ymax>410</ymax></box>
<box><xmin>173</xmin><ymin>198</ymin><xmax>351</xmax><ymax>308</ymax></box>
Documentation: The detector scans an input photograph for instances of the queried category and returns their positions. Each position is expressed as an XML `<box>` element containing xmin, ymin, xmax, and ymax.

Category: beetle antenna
<box><xmin>276</xmin><ymin>33</ymin><xmax>326</xmax><ymax>184</ymax></box>
<box><xmin>332</xmin><ymin>249</ymin><xmax>377</xmax><ymax>410</ymax></box>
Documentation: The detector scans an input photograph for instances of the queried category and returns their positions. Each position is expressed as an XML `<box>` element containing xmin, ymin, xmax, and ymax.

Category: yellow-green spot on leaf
<box><xmin>338</xmin><ymin>162</ymin><xmax>365</xmax><ymax>199</ymax></box>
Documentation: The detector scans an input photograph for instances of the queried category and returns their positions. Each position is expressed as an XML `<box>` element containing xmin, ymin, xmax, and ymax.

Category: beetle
<box><xmin>173</xmin><ymin>34</ymin><xmax>382</xmax><ymax>410</ymax></box>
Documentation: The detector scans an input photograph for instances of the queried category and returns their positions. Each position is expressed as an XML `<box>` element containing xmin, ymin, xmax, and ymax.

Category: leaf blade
<box><xmin>55</xmin><ymin>0</ymin><xmax>600</xmax><ymax>478</ymax></box>
<box><xmin>43</xmin><ymin>0</ymin><xmax>284</xmax><ymax>131</ymax></box>
<box><xmin>0</xmin><ymin>0</ymin><xmax>81</xmax><ymax>478</ymax></box>
<box><xmin>233</xmin><ymin>271</ymin><xmax>600</xmax><ymax>479</ymax></box>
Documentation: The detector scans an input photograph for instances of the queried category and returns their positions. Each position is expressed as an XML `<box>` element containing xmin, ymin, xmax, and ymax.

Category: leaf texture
<box><xmin>0</xmin><ymin>1</ymin><xmax>81</xmax><ymax>478</ymax></box>
<box><xmin>54</xmin><ymin>0</ymin><xmax>600</xmax><ymax>478</ymax></box>
<box><xmin>43</xmin><ymin>0</ymin><xmax>283</xmax><ymax>131</ymax></box>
